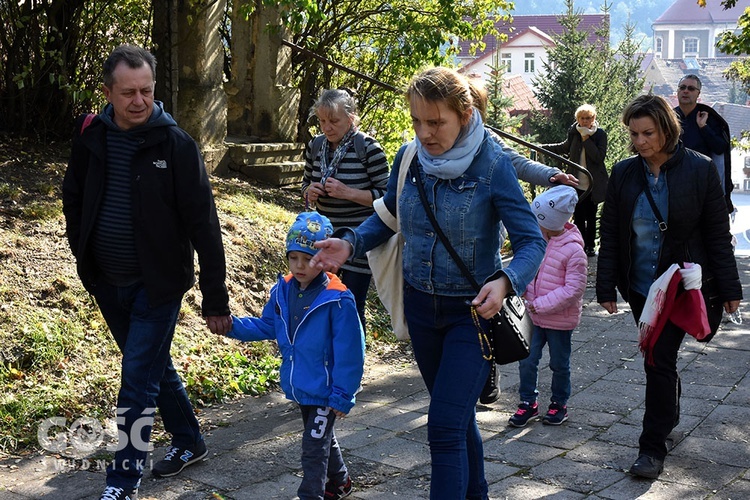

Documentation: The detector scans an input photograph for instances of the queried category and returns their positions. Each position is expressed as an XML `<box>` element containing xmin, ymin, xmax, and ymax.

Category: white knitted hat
<box><xmin>532</xmin><ymin>186</ymin><xmax>578</xmax><ymax>231</ymax></box>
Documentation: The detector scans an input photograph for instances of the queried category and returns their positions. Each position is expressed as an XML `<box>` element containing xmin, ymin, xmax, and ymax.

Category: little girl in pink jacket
<box><xmin>508</xmin><ymin>186</ymin><xmax>588</xmax><ymax>428</ymax></box>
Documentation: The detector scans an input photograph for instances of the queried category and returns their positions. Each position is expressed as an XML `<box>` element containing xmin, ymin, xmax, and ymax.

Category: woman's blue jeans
<box><xmin>93</xmin><ymin>281</ymin><xmax>202</xmax><ymax>490</ymax></box>
<box><xmin>404</xmin><ymin>285</ymin><xmax>490</xmax><ymax>500</ymax></box>
<box><xmin>518</xmin><ymin>326</ymin><xmax>573</xmax><ymax>406</ymax></box>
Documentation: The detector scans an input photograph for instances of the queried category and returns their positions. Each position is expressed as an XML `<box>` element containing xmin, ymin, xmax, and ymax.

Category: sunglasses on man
<box><xmin>678</xmin><ymin>85</ymin><xmax>700</xmax><ymax>92</ymax></box>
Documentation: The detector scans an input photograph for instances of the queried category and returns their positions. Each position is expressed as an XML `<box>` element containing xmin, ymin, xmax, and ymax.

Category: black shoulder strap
<box><xmin>410</xmin><ymin>162</ymin><xmax>482</xmax><ymax>293</ymax></box>
<box><xmin>643</xmin><ymin>186</ymin><xmax>668</xmax><ymax>232</ymax></box>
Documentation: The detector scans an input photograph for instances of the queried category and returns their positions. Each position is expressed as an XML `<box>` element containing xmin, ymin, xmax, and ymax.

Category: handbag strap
<box><xmin>409</xmin><ymin>162</ymin><xmax>482</xmax><ymax>293</ymax></box>
<box><xmin>643</xmin><ymin>185</ymin><xmax>668</xmax><ymax>232</ymax></box>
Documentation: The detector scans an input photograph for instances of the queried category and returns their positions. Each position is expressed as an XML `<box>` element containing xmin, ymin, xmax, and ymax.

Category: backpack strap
<box><xmin>310</xmin><ymin>134</ymin><xmax>326</xmax><ymax>164</ymax></box>
<box><xmin>80</xmin><ymin>113</ymin><xmax>96</xmax><ymax>134</ymax></box>
<box><xmin>353</xmin><ymin>132</ymin><xmax>368</xmax><ymax>167</ymax></box>
<box><xmin>311</xmin><ymin>131</ymin><xmax>369</xmax><ymax>167</ymax></box>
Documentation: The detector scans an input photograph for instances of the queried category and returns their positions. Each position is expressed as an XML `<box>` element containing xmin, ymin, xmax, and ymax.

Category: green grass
<box><xmin>0</xmin><ymin>173</ymin><xmax>397</xmax><ymax>456</ymax></box>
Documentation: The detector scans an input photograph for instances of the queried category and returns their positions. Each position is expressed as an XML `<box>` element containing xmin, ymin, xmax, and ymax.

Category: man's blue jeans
<box><xmin>93</xmin><ymin>281</ymin><xmax>202</xmax><ymax>490</ymax></box>
<box><xmin>518</xmin><ymin>326</ymin><xmax>573</xmax><ymax>406</ymax></box>
<box><xmin>404</xmin><ymin>285</ymin><xmax>490</xmax><ymax>500</ymax></box>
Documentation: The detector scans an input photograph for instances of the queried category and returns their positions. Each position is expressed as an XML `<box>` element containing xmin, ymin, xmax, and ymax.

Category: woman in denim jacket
<box><xmin>312</xmin><ymin>67</ymin><xmax>546</xmax><ymax>500</ymax></box>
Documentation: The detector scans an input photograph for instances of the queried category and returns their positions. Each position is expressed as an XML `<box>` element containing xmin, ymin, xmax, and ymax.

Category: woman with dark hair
<box><xmin>596</xmin><ymin>94</ymin><xmax>741</xmax><ymax>479</ymax></box>
<box><xmin>310</xmin><ymin>67</ymin><xmax>546</xmax><ymax>499</ymax></box>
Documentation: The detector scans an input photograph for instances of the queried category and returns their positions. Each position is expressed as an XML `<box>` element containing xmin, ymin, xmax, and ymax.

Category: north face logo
<box><xmin>153</xmin><ymin>160</ymin><xmax>167</xmax><ymax>169</ymax></box>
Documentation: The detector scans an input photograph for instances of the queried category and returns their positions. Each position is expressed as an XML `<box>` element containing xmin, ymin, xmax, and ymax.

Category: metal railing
<box><xmin>283</xmin><ymin>39</ymin><xmax>594</xmax><ymax>199</ymax></box>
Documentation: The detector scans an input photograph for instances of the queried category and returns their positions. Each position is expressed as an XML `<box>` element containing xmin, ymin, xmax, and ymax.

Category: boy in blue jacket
<box><xmin>225</xmin><ymin>211</ymin><xmax>365</xmax><ymax>500</ymax></box>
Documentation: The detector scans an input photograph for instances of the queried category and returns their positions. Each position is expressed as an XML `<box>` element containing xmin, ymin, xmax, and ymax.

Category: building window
<box><xmin>683</xmin><ymin>37</ymin><xmax>699</xmax><ymax>56</ymax></box>
<box><xmin>524</xmin><ymin>53</ymin><xmax>535</xmax><ymax>73</ymax></box>
<box><xmin>500</xmin><ymin>53</ymin><xmax>511</xmax><ymax>73</ymax></box>
<box><xmin>655</xmin><ymin>37</ymin><xmax>663</xmax><ymax>57</ymax></box>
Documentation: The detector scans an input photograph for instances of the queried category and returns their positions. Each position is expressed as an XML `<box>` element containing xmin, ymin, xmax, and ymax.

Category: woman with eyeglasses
<box><xmin>596</xmin><ymin>94</ymin><xmax>741</xmax><ymax>479</ymax></box>
<box><xmin>542</xmin><ymin>104</ymin><xmax>608</xmax><ymax>256</ymax></box>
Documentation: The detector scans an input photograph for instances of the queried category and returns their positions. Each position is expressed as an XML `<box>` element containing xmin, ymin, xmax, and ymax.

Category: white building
<box><xmin>652</xmin><ymin>0</ymin><xmax>750</xmax><ymax>59</ymax></box>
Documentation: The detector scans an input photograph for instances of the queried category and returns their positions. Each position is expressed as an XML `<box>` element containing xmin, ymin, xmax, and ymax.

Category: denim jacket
<box><xmin>346</xmin><ymin>132</ymin><xmax>546</xmax><ymax>297</ymax></box>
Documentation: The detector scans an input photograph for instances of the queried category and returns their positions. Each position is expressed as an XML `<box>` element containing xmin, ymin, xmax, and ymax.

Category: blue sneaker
<box><xmin>508</xmin><ymin>402</ymin><xmax>539</xmax><ymax>427</ymax></box>
<box><xmin>542</xmin><ymin>402</ymin><xmax>568</xmax><ymax>425</ymax></box>
<box><xmin>99</xmin><ymin>486</ymin><xmax>138</xmax><ymax>500</ymax></box>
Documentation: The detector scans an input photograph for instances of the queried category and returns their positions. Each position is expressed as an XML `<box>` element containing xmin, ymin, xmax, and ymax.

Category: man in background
<box><xmin>674</xmin><ymin>73</ymin><xmax>734</xmax><ymax>213</ymax></box>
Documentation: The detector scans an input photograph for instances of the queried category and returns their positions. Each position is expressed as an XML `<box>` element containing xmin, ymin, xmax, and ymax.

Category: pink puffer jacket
<box><xmin>524</xmin><ymin>222</ymin><xmax>588</xmax><ymax>330</ymax></box>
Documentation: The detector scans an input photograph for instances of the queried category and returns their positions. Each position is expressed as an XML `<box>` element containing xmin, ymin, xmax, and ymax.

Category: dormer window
<box><xmin>683</xmin><ymin>37</ymin><xmax>699</xmax><ymax>58</ymax></box>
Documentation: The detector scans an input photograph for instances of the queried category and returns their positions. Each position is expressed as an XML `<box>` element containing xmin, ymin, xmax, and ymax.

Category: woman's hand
<box><xmin>724</xmin><ymin>300</ymin><xmax>740</xmax><ymax>314</ymax></box>
<box><xmin>550</xmin><ymin>173</ymin><xmax>579</xmax><ymax>187</ymax></box>
<box><xmin>600</xmin><ymin>301</ymin><xmax>618</xmax><ymax>314</ymax></box>
<box><xmin>310</xmin><ymin>238</ymin><xmax>352</xmax><ymax>272</ymax></box>
<box><xmin>471</xmin><ymin>275</ymin><xmax>511</xmax><ymax>319</ymax></box>
<box><xmin>306</xmin><ymin>182</ymin><xmax>326</xmax><ymax>204</ymax></box>
<box><xmin>323</xmin><ymin>177</ymin><xmax>352</xmax><ymax>200</ymax></box>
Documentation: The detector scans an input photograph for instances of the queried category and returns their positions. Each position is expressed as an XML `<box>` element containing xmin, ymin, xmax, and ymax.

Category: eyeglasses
<box><xmin>678</xmin><ymin>85</ymin><xmax>700</xmax><ymax>91</ymax></box>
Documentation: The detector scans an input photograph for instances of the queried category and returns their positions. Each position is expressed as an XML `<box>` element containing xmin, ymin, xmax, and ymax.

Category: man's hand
<box><xmin>697</xmin><ymin>111</ymin><xmax>709</xmax><ymax>128</ymax></box>
<box><xmin>206</xmin><ymin>315</ymin><xmax>232</xmax><ymax>335</ymax></box>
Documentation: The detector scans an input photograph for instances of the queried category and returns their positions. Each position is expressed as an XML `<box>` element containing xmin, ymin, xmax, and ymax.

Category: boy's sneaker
<box><xmin>324</xmin><ymin>476</ymin><xmax>352</xmax><ymax>499</ymax></box>
<box><xmin>508</xmin><ymin>402</ymin><xmax>539</xmax><ymax>427</ymax></box>
<box><xmin>542</xmin><ymin>402</ymin><xmax>568</xmax><ymax>425</ymax></box>
<box><xmin>152</xmin><ymin>440</ymin><xmax>208</xmax><ymax>477</ymax></box>
<box><xmin>99</xmin><ymin>486</ymin><xmax>138</xmax><ymax>500</ymax></box>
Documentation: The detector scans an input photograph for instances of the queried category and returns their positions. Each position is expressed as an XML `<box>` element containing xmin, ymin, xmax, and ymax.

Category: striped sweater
<box><xmin>301</xmin><ymin>132</ymin><xmax>389</xmax><ymax>273</ymax></box>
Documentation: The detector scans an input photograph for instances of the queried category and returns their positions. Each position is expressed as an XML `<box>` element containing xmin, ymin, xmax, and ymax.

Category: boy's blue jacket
<box><xmin>228</xmin><ymin>272</ymin><xmax>365</xmax><ymax>414</ymax></box>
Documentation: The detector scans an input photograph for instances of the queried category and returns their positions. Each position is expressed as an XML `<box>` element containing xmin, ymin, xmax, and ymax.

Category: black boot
<box><xmin>479</xmin><ymin>363</ymin><xmax>499</xmax><ymax>404</ymax></box>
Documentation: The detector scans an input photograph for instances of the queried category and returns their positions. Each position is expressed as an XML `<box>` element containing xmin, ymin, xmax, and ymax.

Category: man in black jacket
<box><xmin>63</xmin><ymin>45</ymin><xmax>231</xmax><ymax>500</ymax></box>
<box><xmin>674</xmin><ymin>74</ymin><xmax>734</xmax><ymax>213</ymax></box>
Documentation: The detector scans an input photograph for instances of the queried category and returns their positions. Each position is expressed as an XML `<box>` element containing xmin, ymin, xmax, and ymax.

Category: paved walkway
<box><xmin>1</xmin><ymin>256</ymin><xmax>749</xmax><ymax>499</ymax></box>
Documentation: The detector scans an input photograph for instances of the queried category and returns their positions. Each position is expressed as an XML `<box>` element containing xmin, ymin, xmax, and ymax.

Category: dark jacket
<box><xmin>544</xmin><ymin>123</ymin><xmax>609</xmax><ymax>203</ymax></box>
<box><xmin>674</xmin><ymin>103</ymin><xmax>734</xmax><ymax>213</ymax></box>
<box><xmin>62</xmin><ymin>103</ymin><xmax>230</xmax><ymax>316</ymax></box>
<box><xmin>596</xmin><ymin>143</ymin><xmax>741</xmax><ymax>309</ymax></box>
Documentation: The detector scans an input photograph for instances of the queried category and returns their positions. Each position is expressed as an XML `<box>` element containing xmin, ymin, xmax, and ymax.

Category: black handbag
<box><xmin>410</xmin><ymin>163</ymin><xmax>532</xmax><ymax>364</ymax></box>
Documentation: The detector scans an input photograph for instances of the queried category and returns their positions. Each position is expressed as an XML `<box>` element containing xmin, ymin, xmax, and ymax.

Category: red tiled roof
<box><xmin>457</xmin><ymin>14</ymin><xmax>609</xmax><ymax>58</ymax></box>
<box><xmin>501</xmin><ymin>74</ymin><xmax>541</xmax><ymax>112</ymax></box>
<box><xmin>655</xmin><ymin>0</ymin><xmax>750</xmax><ymax>24</ymax></box>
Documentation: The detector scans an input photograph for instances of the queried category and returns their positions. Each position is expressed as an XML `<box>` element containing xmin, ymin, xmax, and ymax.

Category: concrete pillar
<box><xmin>226</xmin><ymin>4</ymin><xmax>299</xmax><ymax>142</ymax></box>
<box><xmin>175</xmin><ymin>0</ymin><xmax>228</xmax><ymax>172</ymax></box>
<box><xmin>250</xmin><ymin>7</ymin><xmax>299</xmax><ymax>142</ymax></box>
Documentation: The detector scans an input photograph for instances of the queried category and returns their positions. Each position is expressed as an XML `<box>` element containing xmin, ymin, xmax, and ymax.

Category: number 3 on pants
<box><xmin>311</xmin><ymin>407</ymin><xmax>330</xmax><ymax>438</ymax></box>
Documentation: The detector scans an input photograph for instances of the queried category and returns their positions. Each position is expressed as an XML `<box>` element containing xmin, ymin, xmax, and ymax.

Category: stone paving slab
<box><xmin>1</xmin><ymin>257</ymin><xmax>749</xmax><ymax>499</ymax></box>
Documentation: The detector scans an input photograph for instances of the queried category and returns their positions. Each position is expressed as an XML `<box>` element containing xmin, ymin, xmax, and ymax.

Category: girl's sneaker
<box><xmin>542</xmin><ymin>402</ymin><xmax>568</xmax><ymax>425</ymax></box>
<box><xmin>508</xmin><ymin>402</ymin><xmax>539</xmax><ymax>427</ymax></box>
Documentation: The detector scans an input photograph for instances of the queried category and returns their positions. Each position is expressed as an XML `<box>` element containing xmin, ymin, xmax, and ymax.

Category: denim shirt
<box><xmin>346</xmin><ymin>132</ymin><xmax>546</xmax><ymax>297</ymax></box>
<box><xmin>631</xmin><ymin>159</ymin><xmax>669</xmax><ymax>297</ymax></box>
